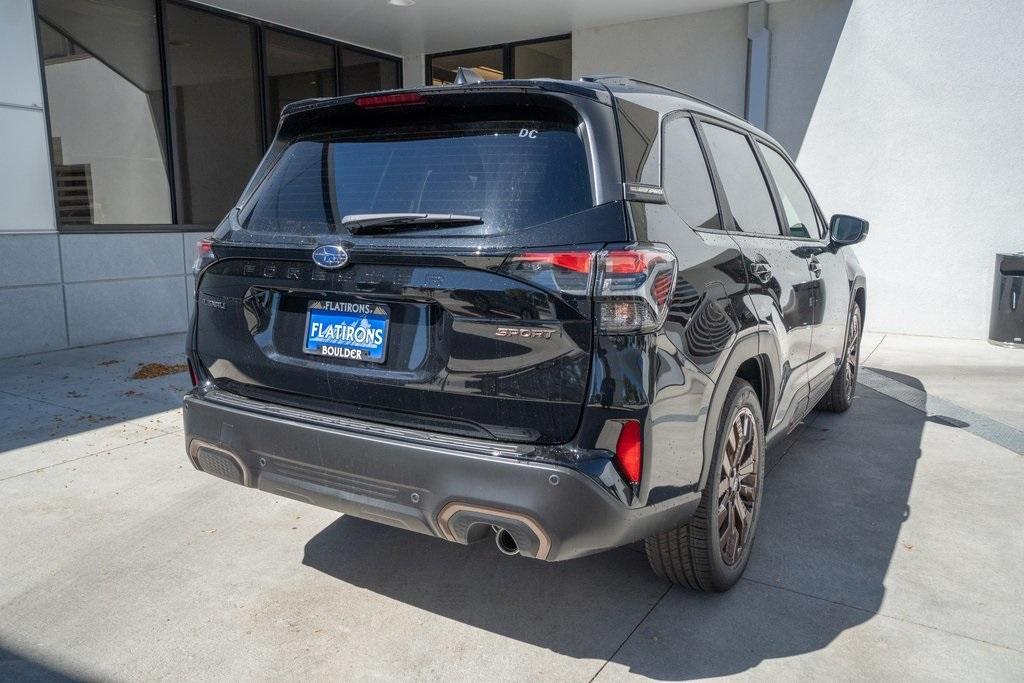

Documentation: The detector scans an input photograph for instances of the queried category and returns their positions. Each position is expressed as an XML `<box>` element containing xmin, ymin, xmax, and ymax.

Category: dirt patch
<box><xmin>131</xmin><ymin>362</ymin><xmax>187</xmax><ymax>380</ymax></box>
<box><xmin>99</xmin><ymin>359</ymin><xmax>121</xmax><ymax>366</ymax></box>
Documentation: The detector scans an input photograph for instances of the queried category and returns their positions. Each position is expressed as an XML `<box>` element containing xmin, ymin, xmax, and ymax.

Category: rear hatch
<box><xmin>192</xmin><ymin>88</ymin><xmax>626</xmax><ymax>444</ymax></box>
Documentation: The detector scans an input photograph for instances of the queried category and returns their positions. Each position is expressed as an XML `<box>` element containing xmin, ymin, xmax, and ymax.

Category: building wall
<box><xmin>0</xmin><ymin>231</ymin><xmax>206</xmax><ymax>358</ymax></box>
<box><xmin>0</xmin><ymin>0</ymin><xmax>55</xmax><ymax>232</ymax></box>
<box><xmin>770</xmin><ymin>0</ymin><xmax>1024</xmax><ymax>339</ymax></box>
<box><xmin>575</xmin><ymin>0</ymin><xmax>1023</xmax><ymax>339</ymax></box>
<box><xmin>0</xmin><ymin>0</ymin><xmax>205</xmax><ymax>359</ymax></box>
<box><xmin>572</xmin><ymin>5</ymin><xmax>749</xmax><ymax>118</ymax></box>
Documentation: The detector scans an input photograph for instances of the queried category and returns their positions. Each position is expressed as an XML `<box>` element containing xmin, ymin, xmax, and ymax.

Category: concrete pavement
<box><xmin>0</xmin><ymin>333</ymin><xmax>1022</xmax><ymax>681</ymax></box>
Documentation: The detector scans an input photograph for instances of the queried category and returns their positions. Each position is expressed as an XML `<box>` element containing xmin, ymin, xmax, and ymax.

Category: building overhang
<box><xmin>190</xmin><ymin>0</ymin><xmax>776</xmax><ymax>56</ymax></box>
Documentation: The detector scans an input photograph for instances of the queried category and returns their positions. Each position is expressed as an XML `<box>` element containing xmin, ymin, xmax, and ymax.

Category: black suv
<box><xmin>184</xmin><ymin>76</ymin><xmax>867</xmax><ymax>591</ymax></box>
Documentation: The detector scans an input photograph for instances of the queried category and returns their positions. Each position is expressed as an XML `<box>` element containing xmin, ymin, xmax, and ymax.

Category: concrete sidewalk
<box><xmin>0</xmin><ymin>333</ymin><xmax>1021</xmax><ymax>681</ymax></box>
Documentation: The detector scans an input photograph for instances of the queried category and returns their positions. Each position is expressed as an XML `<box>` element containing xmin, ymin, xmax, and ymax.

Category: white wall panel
<box><xmin>771</xmin><ymin>0</ymin><xmax>1024</xmax><ymax>338</ymax></box>
<box><xmin>572</xmin><ymin>6</ymin><xmax>748</xmax><ymax>117</ymax></box>
<box><xmin>0</xmin><ymin>0</ymin><xmax>45</xmax><ymax>108</ymax></box>
<box><xmin>0</xmin><ymin>106</ymin><xmax>56</xmax><ymax>232</ymax></box>
<box><xmin>0</xmin><ymin>0</ymin><xmax>55</xmax><ymax>233</ymax></box>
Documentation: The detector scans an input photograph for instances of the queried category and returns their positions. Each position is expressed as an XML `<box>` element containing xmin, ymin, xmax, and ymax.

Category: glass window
<box><xmin>165</xmin><ymin>2</ymin><xmax>263</xmax><ymax>224</ymax></box>
<box><xmin>341</xmin><ymin>49</ymin><xmax>399</xmax><ymax>95</ymax></box>
<box><xmin>757</xmin><ymin>142</ymin><xmax>823</xmax><ymax>239</ymax></box>
<box><xmin>236</xmin><ymin>115</ymin><xmax>593</xmax><ymax>244</ymax></box>
<box><xmin>662</xmin><ymin>117</ymin><xmax>721</xmax><ymax>230</ymax></box>
<box><xmin>513</xmin><ymin>38</ymin><xmax>571</xmax><ymax>79</ymax></box>
<box><xmin>702</xmin><ymin>124</ymin><xmax>780</xmax><ymax>235</ymax></box>
<box><xmin>429</xmin><ymin>49</ymin><xmax>503</xmax><ymax>86</ymax></box>
<box><xmin>38</xmin><ymin>0</ymin><xmax>171</xmax><ymax>225</ymax></box>
<box><xmin>266</xmin><ymin>30</ymin><xmax>337</xmax><ymax>134</ymax></box>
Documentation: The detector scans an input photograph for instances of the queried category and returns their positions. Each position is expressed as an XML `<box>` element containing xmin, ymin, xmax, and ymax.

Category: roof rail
<box><xmin>579</xmin><ymin>74</ymin><xmax>743</xmax><ymax>121</ymax></box>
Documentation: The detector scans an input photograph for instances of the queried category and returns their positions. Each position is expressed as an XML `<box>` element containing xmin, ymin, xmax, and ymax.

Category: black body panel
<box><xmin>184</xmin><ymin>77</ymin><xmax>866</xmax><ymax>559</ymax></box>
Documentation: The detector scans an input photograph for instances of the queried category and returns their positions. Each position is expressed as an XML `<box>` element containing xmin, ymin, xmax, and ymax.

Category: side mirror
<box><xmin>830</xmin><ymin>214</ymin><xmax>869</xmax><ymax>246</ymax></box>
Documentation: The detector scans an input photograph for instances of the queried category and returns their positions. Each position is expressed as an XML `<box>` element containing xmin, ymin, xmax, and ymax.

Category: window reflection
<box><xmin>165</xmin><ymin>2</ymin><xmax>263</xmax><ymax>224</ymax></box>
<box><xmin>266</xmin><ymin>30</ymin><xmax>337</xmax><ymax>135</ymax></box>
<box><xmin>38</xmin><ymin>0</ymin><xmax>171</xmax><ymax>225</ymax></box>
<box><xmin>513</xmin><ymin>38</ymin><xmax>571</xmax><ymax>79</ymax></box>
<box><xmin>429</xmin><ymin>49</ymin><xmax>503</xmax><ymax>85</ymax></box>
<box><xmin>342</xmin><ymin>48</ymin><xmax>400</xmax><ymax>94</ymax></box>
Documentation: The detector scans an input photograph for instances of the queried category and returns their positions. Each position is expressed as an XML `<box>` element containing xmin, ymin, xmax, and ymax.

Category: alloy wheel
<box><xmin>717</xmin><ymin>406</ymin><xmax>759</xmax><ymax>566</ymax></box>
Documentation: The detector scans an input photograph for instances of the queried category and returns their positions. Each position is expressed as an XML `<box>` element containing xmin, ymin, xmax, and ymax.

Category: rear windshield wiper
<box><xmin>340</xmin><ymin>213</ymin><xmax>483</xmax><ymax>234</ymax></box>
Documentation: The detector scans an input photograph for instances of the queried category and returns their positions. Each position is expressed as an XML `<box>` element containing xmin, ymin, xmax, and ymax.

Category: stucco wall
<box><xmin>772</xmin><ymin>0</ymin><xmax>1024</xmax><ymax>338</ymax></box>
<box><xmin>572</xmin><ymin>5</ymin><xmax>749</xmax><ymax>118</ymax></box>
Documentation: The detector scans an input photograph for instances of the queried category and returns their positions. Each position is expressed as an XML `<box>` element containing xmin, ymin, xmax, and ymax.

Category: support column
<box><xmin>745</xmin><ymin>1</ymin><xmax>770</xmax><ymax>129</ymax></box>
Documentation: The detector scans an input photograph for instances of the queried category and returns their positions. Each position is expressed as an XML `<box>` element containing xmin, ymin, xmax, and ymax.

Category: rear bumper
<box><xmin>182</xmin><ymin>388</ymin><xmax>697</xmax><ymax>561</ymax></box>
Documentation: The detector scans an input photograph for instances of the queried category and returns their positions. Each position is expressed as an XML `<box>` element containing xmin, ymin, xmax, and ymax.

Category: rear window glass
<box><xmin>233</xmin><ymin>119</ymin><xmax>593</xmax><ymax>242</ymax></box>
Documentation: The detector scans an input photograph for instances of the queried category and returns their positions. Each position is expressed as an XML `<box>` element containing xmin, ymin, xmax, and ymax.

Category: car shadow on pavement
<box><xmin>0</xmin><ymin>644</ymin><xmax>79</xmax><ymax>682</ymax></box>
<box><xmin>302</xmin><ymin>380</ymin><xmax>925</xmax><ymax>679</ymax></box>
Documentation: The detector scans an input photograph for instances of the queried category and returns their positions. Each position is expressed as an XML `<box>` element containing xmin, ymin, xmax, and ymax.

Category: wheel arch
<box><xmin>697</xmin><ymin>331</ymin><xmax>777</xmax><ymax>491</ymax></box>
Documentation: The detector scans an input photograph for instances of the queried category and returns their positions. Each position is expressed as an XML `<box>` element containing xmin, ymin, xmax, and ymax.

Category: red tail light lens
<box><xmin>355</xmin><ymin>93</ymin><xmax>425</xmax><ymax>108</ymax></box>
<box><xmin>502</xmin><ymin>250</ymin><xmax>595</xmax><ymax>296</ymax></box>
<box><xmin>615</xmin><ymin>419</ymin><xmax>643</xmax><ymax>485</ymax></box>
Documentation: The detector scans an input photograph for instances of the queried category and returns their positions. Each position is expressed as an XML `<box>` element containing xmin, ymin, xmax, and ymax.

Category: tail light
<box><xmin>596</xmin><ymin>246</ymin><xmax>677</xmax><ymax>333</ymax></box>
<box><xmin>192</xmin><ymin>238</ymin><xmax>215</xmax><ymax>275</ymax></box>
<box><xmin>614</xmin><ymin>419</ymin><xmax>643</xmax><ymax>484</ymax></box>
<box><xmin>501</xmin><ymin>244</ymin><xmax>677</xmax><ymax>333</ymax></box>
<box><xmin>501</xmin><ymin>250</ymin><xmax>594</xmax><ymax>296</ymax></box>
<box><xmin>355</xmin><ymin>93</ymin><xmax>425</xmax><ymax>108</ymax></box>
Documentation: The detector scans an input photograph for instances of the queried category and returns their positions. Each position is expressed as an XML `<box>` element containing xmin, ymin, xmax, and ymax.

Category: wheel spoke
<box><xmin>735</xmin><ymin>496</ymin><xmax>748</xmax><ymax>528</ymax></box>
<box><xmin>723</xmin><ymin>526</ymin><xmax>739</xmax><ymax>563</ymax></box>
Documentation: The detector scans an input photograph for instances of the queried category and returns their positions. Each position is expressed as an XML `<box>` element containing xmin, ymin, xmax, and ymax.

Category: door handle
<box><xmin>808</xmin><ymin>257</ymin><xmax>822</xmax><ymax>278</ymax></box>
<box><xmin>749</xmin><ymin>258</ymin><xmax>773</xmax><ymax>284</ymax></box>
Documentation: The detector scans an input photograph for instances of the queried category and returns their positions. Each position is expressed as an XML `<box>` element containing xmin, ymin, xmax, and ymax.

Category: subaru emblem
<box><xmin>312</xmin><ymin>244</ymin><xmax>349</xmax><ymax>270</ymax></box>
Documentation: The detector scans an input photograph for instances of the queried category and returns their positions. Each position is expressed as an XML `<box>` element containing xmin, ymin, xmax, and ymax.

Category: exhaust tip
<box><xmin>494</xmin><ymin>527</ymin><xmax>520</xmax><ymax>556</ymax></box>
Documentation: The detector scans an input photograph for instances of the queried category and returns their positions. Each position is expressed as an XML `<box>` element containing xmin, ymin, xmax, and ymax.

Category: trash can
<box><xmin>990</xmin><ymin>252</ymin><xmax>1024</xmax><ymax>348</ymax></box>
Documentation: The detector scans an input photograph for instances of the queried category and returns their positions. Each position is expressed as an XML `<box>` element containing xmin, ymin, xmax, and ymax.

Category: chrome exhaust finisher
<box><xmin>494</xmin><ymin>528</ymin><xmax>520</xmax><ymax>556</ymax></box>
<box><xmin>436</xmin><ymin>502</ymin><xmax>550</xmax><ymax>559</ymax></box>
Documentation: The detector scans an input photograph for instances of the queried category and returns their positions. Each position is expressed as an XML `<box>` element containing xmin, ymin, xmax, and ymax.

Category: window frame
<box><xmin>751</xmin><ymin>137</ymin><xmax>830</xmax><ymax>243</ymax></box>
<box><xmin>658</xmin><ymin>111</ymin><xmax>727</xmax><ymax>234</ymax></box>
<box><xmin>694</xmin><ymin>114</ymin><xmax>785</xmax><ymax>239</ymax></box>
<box><xmin>425</xmin><ymin>33</ymin><xmax>571</xmax><ymax>86</ymax></box>
<box><xmin>34</xmin><ymin>0</ymin><xmax>402</xmax><ymax>234</ymax></box>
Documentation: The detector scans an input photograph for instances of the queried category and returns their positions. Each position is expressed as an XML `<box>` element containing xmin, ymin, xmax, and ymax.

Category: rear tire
<box><xmin>644</xmin><ymin>378</ymin><xmax>765</xmax><ymax>592</ymax></box>
<box><xmin>816</xmin><ymin>304</ymin><xmax>862</xmax><ymax>413</ymax></box>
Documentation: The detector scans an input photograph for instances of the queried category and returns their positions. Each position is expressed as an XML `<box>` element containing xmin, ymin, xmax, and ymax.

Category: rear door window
<box><xmin>701</xmin><ymin>123</ymin><xmax>780</xmax><ymax>236</ymax></box>
<box><xmin>757</xmin><ymin>142</ymin><xmax>824</xmax><ymax>239</ymax></box>
<box><xmin>236</xmin><ymin>117</ymin><xmax>593</xmax><ymax>242</ymax></box>
<box><xmin>662</xmin><ymin>116</ymin><xmax>722</xmax><ymax>230</ymax></box>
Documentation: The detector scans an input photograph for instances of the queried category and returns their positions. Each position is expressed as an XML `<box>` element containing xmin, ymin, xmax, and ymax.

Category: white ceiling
<box><xmin>195</xmin><ymin>0</ymin><xmax>764</xmax><ymax>57</ymax></box>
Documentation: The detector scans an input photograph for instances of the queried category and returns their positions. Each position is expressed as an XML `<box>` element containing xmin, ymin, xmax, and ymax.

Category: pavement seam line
<box><xmin>0</xmin><ymin>432</ymin><xmax>175</xmax><ymax>483</ymax></box>
<box><xmin>588</xmin><ymin>583</ymin><xmax>673</xmax><ymax>682</ymax></box>
<box><xmin>740</xmin><ymin>576</ymin><xmax>1024</xmax><ymax>656</ymax></box>
<box><xmin>0</xmin><ymin>387</ymin><xmax>182</xmax><ymax>437</ymax></box>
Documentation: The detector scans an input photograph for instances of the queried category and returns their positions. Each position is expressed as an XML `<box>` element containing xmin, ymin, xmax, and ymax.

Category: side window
<box><xmin>701</xmin><ymin>123</ymin><xmax>780</xmax><ymax>236</ymax></box>
<box><xmin>661</xmin><ymin>116</ymin><xmax>722</xmax><ymax>230</ymax></box>
<box><xmin>757</xmin><ymin>142</ymin><xmax>823</xmax><ymax>239</ymax></box>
